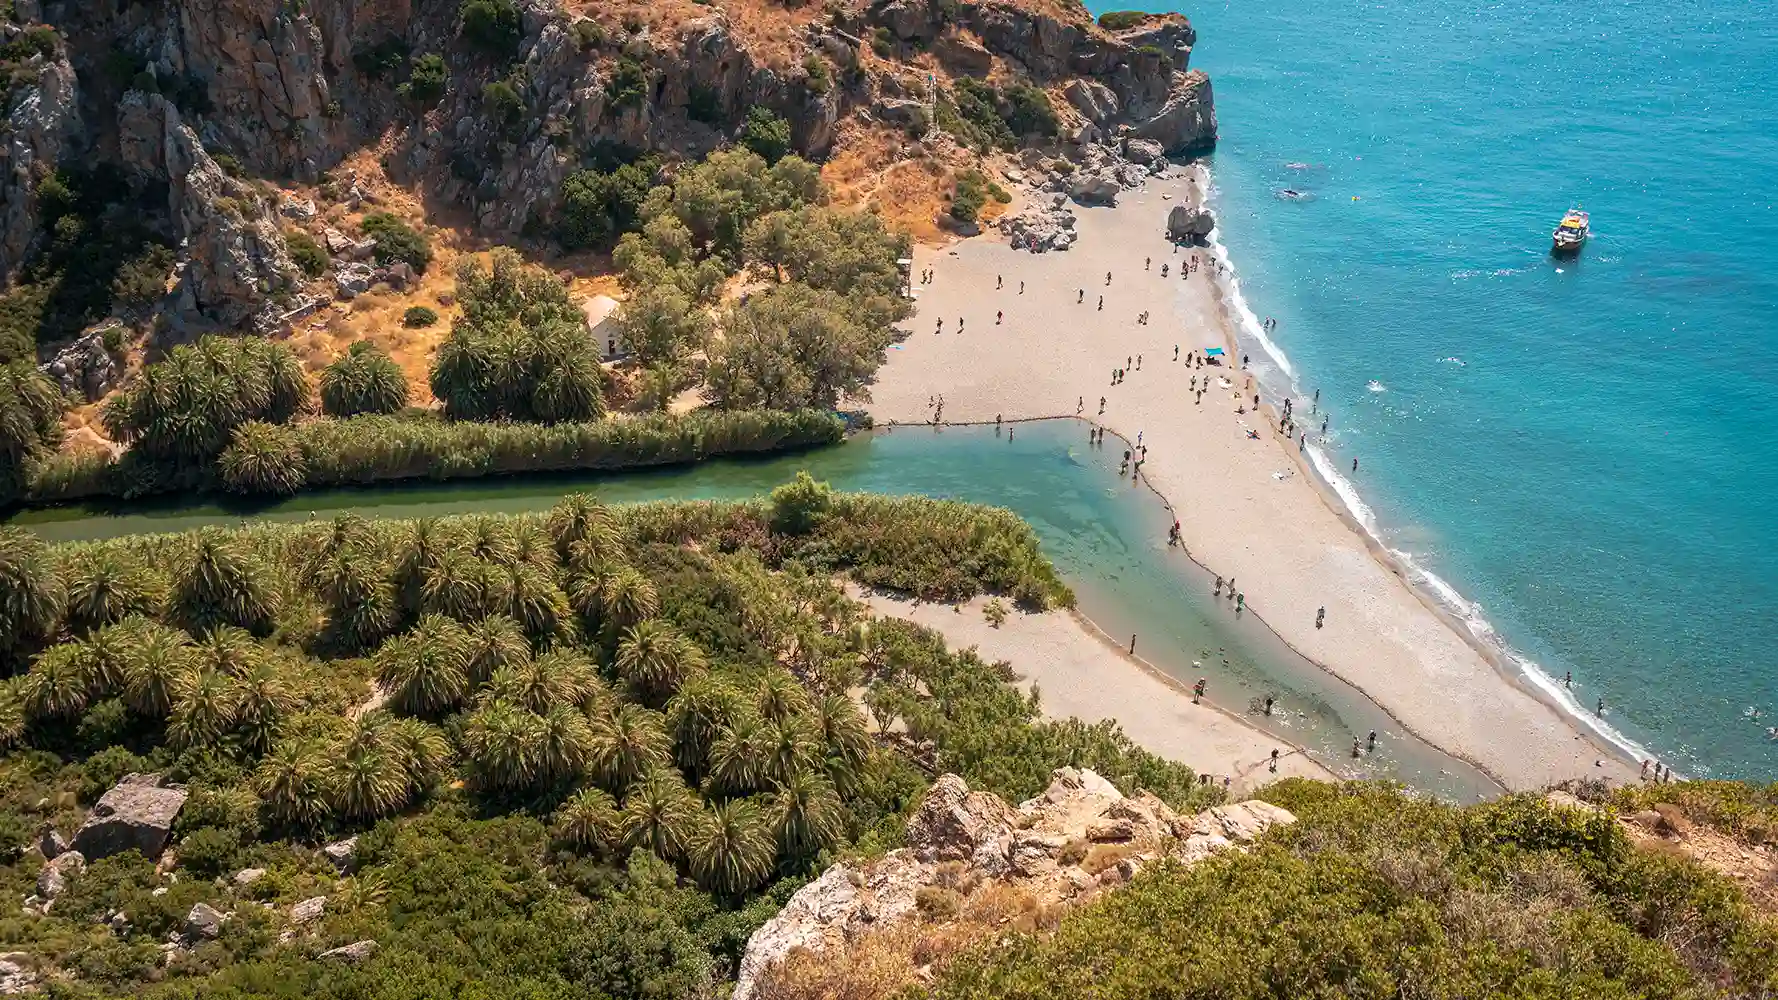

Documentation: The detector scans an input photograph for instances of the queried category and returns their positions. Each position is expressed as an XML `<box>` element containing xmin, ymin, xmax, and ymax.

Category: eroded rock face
<box><xmin>0</xmin><ymin>45</ymin><xmax>83</xmax><ymax>283</ymax></box>
<box><xmin>42</xmin><ymin>324</ymin><xmax>124</xmax><ymax>402</ymax></box>
<box><xmin>117</xmin><ymin>92</ymin><xmax>297</xmax><ymax>330</ymax></box>
<box><xmin>71</xmin><ymin>774</ymin><xmax>188</xmax><ymax>862</ymax></box>
<box><xmin>1168</xmin><ymin>203</ymin><xmax>1213</xmax><ymax>242</ymax></box>
<box><xmin>734</xmin><ymin>768</ymin><xmax>1294</xmax><ymax>1000</ymax></box>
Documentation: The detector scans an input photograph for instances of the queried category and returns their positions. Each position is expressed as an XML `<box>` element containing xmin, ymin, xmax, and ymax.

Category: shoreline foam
<box><xmin>1195</xmin><ymin>171</ymin><xmax>1659</xmax><ymax>773</ymax></box>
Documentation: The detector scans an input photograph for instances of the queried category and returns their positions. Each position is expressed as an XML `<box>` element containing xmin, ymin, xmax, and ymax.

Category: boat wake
<box><xmin>1200</xmin><ymin>165</ymin><xmax>1659</xmax><ymax>775</ymax></box>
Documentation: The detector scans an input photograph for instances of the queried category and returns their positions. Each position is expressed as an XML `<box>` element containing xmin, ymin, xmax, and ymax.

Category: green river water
<box><xmin>8</xmin><ymin>420</ymin><xmax>1500</xmax><ymax>800</ymax></box>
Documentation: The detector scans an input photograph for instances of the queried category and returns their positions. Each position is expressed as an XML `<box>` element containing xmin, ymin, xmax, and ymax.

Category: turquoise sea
<box><xmin>1128</xmin><ymin>0</ymin><xmax>1778</xmax><ymax>776</ymax></box>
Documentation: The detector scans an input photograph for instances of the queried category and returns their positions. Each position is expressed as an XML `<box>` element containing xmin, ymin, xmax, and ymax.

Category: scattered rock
<box><xmin>37</xmin><ymin>827</ymin><xmax>69</xmax><ymax>861</ymax></box>
<box><xmin>319</xmin><ymin>940</ymin><xmax>378</xmax><ymax>964</ymax></box>
<box><xmin>333</xmin><ymin>261</ymin><xmax>374</xmax><ymax>299</ymax></box>
<box><xmin>379</xmin><ymin>261</ymin><xmax>415</xmax><ymax>291</ymax></box>
<box><xmin>72</xmin><ymin>775</ymin><xmax>187</xmax><ymax>862</ymax></box>
<box><xmin>34</xmin><ymin>851</ymin><xmax>83</xmax><ymax>898</ymax></box>
<box><xmin>289</xmin><ymin>896</ymin><xmax>326</xmax><ymax>925</ymax></box>
<box><xmin>1067</xmin><ymin>168</ymin><xmax>1122</xmax><ymax>205</ymax></box>
<box><xmin>906</xmin><ymin>774</ymin><xmax>1017</xmax><ymax>863</ymax></box>
<box><xmin>232</xmin><ymin>868</ymin><xmax>266</xmax><ymax>888</ymax></box>
<box><xmin>322</xmin><ymin>837</ymin><xmax>359</xmax><ymax>873</ymax></box>
<box><xmin>184</xmin><ymin>901</ymin><xmax>225</xmax><ymax>940</ymax></box>
<box><xmin>107</xmin><ymin>909</ymin><xmax>131</xmax><ymax>932</ymax></box>
<box><xmin>1123</xmin><ymin>137</ymin><xmax>1166</xmax><ymax>166</ymax></box>
<box><xmin>280</xmin><ymin>198</ymin><xmax>317</xmax><ymax>220</ymax></box>
<box><xmin>1064</xmin><ymin>79</ymin><xmax>1119</xmax><ymax>124</ymax></box>
<box><xmin>0</xmin><ymin>954</ymin><xmax>35</xmax><ymax>995</ymax></box>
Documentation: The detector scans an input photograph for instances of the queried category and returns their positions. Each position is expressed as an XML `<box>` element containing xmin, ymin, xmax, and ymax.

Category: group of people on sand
<box><xmin>1640</xmin><ymin>759</ymin><xmax>1676</xmax><ymax>783</ymax></box>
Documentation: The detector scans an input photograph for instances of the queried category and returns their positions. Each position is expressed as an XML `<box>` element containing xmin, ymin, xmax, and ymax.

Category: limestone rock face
<box><xmin>734</xmin><ymin>769</ymin><xmax>1294</xmax><ymax>1000</ymax></box>
<box><xmin>1065</xmin><ymin>79</ymin><xmax>1119</xmax><ymax>124</ymax></box>
<box><xmin>1130</xmin><ymin>69</ymin><xmax>1217</xmax><ymax>156</ymax></box>
<box><xmin>71</xmin><ymin>774</ymin><xmax>188</xmax><ymax>862</ymax></box>
<box><xmin>41</xmin><ymin>324</ymin><xmax>124</xmax><ymax>402</ymax></box>
<box><xmin>185</xmin><ymin>901</ymin><xmax>225</xmax><ymax>939</ymax></box>
<box><xmin>0</xmin><ymin>45</ymin><xmax>83</xmax><ymax>283</ymax></box>
<box><xmin>117</xmin><ymin>92</ymin><xmax>297</xmax><ymax>330</ymax></box>
<box><xmin>1167</xmin><ymin>203</ymin><xmax>1214</xmax><ymax>242</ymax></box>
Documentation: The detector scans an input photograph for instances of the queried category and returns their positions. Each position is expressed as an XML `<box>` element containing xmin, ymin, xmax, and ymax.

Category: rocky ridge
<box><xmin>734</xmin><ymin>767</ymin><xmax>1294</xmax><ymax>1000</ymax></box>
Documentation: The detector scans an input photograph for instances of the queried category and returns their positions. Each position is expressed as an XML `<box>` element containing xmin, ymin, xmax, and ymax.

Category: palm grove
<box><xmin>0</xmin><ymin>144</ymin><xmax>908</xmax><ymax>507</ymax></box>
<box><xmin>0</xmin><ymin>479</ymin><xmax>1220</xmax><ymax>997</ymax></box>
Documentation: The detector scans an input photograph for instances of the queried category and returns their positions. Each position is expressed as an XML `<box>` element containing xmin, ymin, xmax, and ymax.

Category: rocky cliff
<box><xmin>0</xmin><ymin>0</ymin><xmax>1214</xmax><ymax>336</ymax></box>
<box><xmin>735</xmin><ymin>768</ymin><xmax>1292</xmax><ymax>1000</ymax></box>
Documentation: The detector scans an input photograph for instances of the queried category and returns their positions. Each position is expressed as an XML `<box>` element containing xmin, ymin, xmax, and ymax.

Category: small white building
<box><xmin>582</xmin><ymin>294</ymin><xmax>624</xmax><ymax>360</ymax></box>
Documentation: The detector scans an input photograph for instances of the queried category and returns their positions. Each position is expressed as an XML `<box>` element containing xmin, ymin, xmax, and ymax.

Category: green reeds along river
<box><xmin>10</xmin><ymin>419</ymin><xmax>1499</xmax><ymax>800</ymax></box>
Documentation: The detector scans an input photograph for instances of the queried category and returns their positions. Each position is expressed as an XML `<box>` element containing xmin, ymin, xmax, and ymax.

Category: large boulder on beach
<box><xmin>1168</xmin><ymin>204</ymin><xmax>1214</xmax><ymax>242</ymax></box>
<box><xmin>1068</xmin><ymin>168</ymin><xmax>1122</xmax><ymax>205</ymax></box>
<box><xmin>999</xmin><ymin>203</ymin><xmax>1077</xmax><ymax>252</ymax></box>
<box><xmin>71</xmin><ymin>775</ymin><xmax>187</xmax><ymax>861</ymax></box>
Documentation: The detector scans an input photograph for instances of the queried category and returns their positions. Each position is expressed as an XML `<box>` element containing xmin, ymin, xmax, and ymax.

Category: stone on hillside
<box><xmin>1124</xmin><ymin>137</ymin><xmax>1166</xmax><ymax>166</ymax></box>
<box><xmin>322</xmin><ymin>837</ymin><xmax>358</xmax><ymax>873</ymax></box>
<box><xmin>906</xmin><ymin>774</ymin><xmax>1016</xmax><ymax>863</ymax></box>
<box><xmin>0</xmin><ymin>954</ymin><xmax>36</xmax><ymax>995</ymax></box>
<box><xmin>72</xmin><ymin>776</ymin><xmax>186</xmax><ymax>861</ymax></box>
<box><xmin>319</xmin><ymin>940</ymin><xmax>377</xmax><ymax>964</ymax></box>
<box><xmin>1191</xmin><ymin>800</ymin><xmax>1296</xmax><ymax>842</ymax></box>
<box><xmin>37</xmin><ymin>828</ymin><xmax>68</xmax><ymax>861</ymax></box>
<box><xmin>1067</xmin><ymin>168</ymin><xmax>1122</xmax><ymax>205</ymax></box>
<box><xmin>289</xmin><ymin>896</ymin><xmax>326</xmax><ymax>925</ymax></box>
<box><xmin>184</xmin><ymin>901</ymin><xmax>225</xmax><ymax>939</ymax></box>
<box><xmin>1064</xmin><ymin>79</ymin><xmax>1118</xmax><ymax>123</ymax></box>
<box><xmin>232</xmin><ymin>868</ymin><xmax>266</xmax><ymax>888</ymax></box>
<box><xmin>41</xmin><ymin>324</ymin><xmax>124</xmax><ymax>402</ymax></box>
<box><xmin>280</xmin><ymin>198</ymin><xmax>317</xmax><ymax>220</ymax></box>
<box><xmin>333</xmin><ymin>261</ymin><xmax>374</xmax><ymax>299</ymax></box>
<box><xmin>34</xmin><ymin>851</ymin><xmax>83</xmax><ymax>898</ymax></box>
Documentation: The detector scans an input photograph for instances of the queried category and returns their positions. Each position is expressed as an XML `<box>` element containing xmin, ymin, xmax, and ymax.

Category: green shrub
<box><xmin>403</xmin><ymin>305</ymin><xmax>439</xmax><ymax>328</ymax></box>
<box><xmin>284</xmin><ymin>228</ymin><xmax>328</xmax><ymax>279</ymax></box>
<box><xmin>1096</xmin><ymin>10</ymin><xmax>1147</xmax><ymax>29</ymax></box>
<box><xmin>802</xmin><ymin>54</ymin><xmax>831</xmax><ymax>96</ymax></box>
<box><xmin>352</xmin><ymin>35</ymin><xmax>411</xmax><ymax>79</ymax></box>
<box><xmin>459</xmin><ymin>0</ymin><xmax>521</xmax><ymax>56</ymax></box>
<box><xmin>0</xmin><ymin>26</ymin><xmax>57</xmax><ymax>61</ymax></box>
<box><xmin>739</xmin><ymin>106</ymin><xmax>793</xmax><ymax>164</ymax></box>
<box><xmin>109</xmin><ymin>244</ymin><xmax>175</xmax><ymax>309</ymax></box>
<box><xmin>686</xmin><ymin>83</ymin><xmax>723</xmax><ymax>124</ymax></box>
<box><xmin>361</xmin><ymin>212</ymin><xmax>433</xmax><ymax>273</ymax></box>
<box><xmin>608</xmin><ymin>56</ymin><xmax>649</xmax><ymax>109</ymax></box>
<box><xmin>1003</xmin><ymin>83</ymin><xmax>1058</xmax><ymax>139</ymax></box>
<box><xmin>217</xmin><ymin>420</ymin><xmax>308</xmax><ymax>496</ymax></box>
<box><xmin>871</xmin><ymin>26</ymin><xmax>893</xmax><ymax>57</ymax></box>
<box><xmin>404</xmin><ymin>52</ymin><xmax>448</xmax><ymax>102</ymax></box>
<box><xmin>481</xmin><ymin>78</ymin><xmax>525</xmax><ymax>135</ymax></box>
<box><xmin>572</xmin><ymin>18</ymin><xmax>606</xmax><ymax>51</ymax></box>
<box><xmin>556</xmin><ymin>155</ymin><xmax>655</xmax><ymax>251</ymax></box>
<box><xmin>320</xmin><ymin>340</ymin><xmax>410</xmax><ymax>417</ymax></box>
<box><xmin>950</xmin><ymin>169</ymin><xmax>989</xmax><ymax>224</ymax></box>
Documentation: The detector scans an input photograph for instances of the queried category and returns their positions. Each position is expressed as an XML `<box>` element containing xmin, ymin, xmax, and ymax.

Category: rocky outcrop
<box><xmin>71</xmin><ymin>774</ymin><xmax>188</xmax><ymax>862</ymax></box>
<box><xmin>1168</xmin><ymin>203</ymin><xmax>1213</xmax><ymax>242</ymax></box>
<box><xmin>41</xmin><ymin>324</ymin><xmax>125</xmax><ymax>402</ymax></box>
<box><xmin>322</xmin><ymin>835</ymin><xmax>359</xmax><ymax>873</ymax></box>
<box><xmin>319</xmin><ymin>940</ymin><xmax>378</xmax><ymax>963</ymax></box>
<box><xmin>1130</xmin><ymin>69</ymin><xmax>1216</xmax><ymax>157</ymax></box>
<box><xmin>733</xmin><ymin>768</ymin><xmax>1294</xmax><ymax>1000</ymax></box>
<box><xmin>34</xmin><ymin>850</ymin><xmax>83</xmax><ymax>899</ymax></box>
<box><xmin>999</xmin><ymin>199</ymin><xmax>1077</xmax><ymax>252</ymax></box>
<box><xmin>0</xmin><ymin>40</ymin><xmax>82</xmax><ymax>283</ymax></box>
<box><xmin>117</xmin><ymin>92</ymin><xmax>297</xmax><ymax>330</ymax></box>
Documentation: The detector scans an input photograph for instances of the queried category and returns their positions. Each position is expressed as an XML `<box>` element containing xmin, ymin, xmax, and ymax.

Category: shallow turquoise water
<box><xmin>9</xmin><ymin>424</ymin><xmax>1498</xmax><ymax>799</ymax></box>
<box><xmin>1121</xmin><ymin>0</ymin><xmax>1778</xmax><ymax>776</ymax></box>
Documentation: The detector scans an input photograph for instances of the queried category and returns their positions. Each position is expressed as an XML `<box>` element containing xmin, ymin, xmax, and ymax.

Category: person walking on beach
<box><xmin>935</xmin><ymin>318</ymin><xmax>943</xmax><ymax>333</ymax></box>
<box><xmin>1174</xmin><ymin>345</ymin><xmax>1180</xmax><ymax>361</ymax></box>
<box><xmin>1162</xmin><ymin>263</ymin><xmax>1170</xmax><ymax>277</ymax></box>
<box><xmin>1077</xmin><ymin>396</ymin><xmax>1084</xmax><ymax>414</ymax></box>
<box><xmin>1368</xmin><ymin>730</ymin><xmax>1377</xmax><ymax>752</ymax></box>
<box><xmin>1145</xmin><ymin>256</ymin><xmax>1151</xmax><ymax>270</ymax></box>
<box><xmin>1564</xmin><ymin>671</ymin><xmax>1572</xmax><ymax>688</ymax></box>
<box><xmin>997</xmin><ymin>274</ymin><xmax>1003</xmax><ymax>289</ymax></box>
<box><xmin>1269</xmin><ymin>748</ymin><xmax>1279</xmax><ymax>772</ymax></box>
<box><xmin>1098</xmin><ymin>295</ymin><xmax>1104</xmax><ymax>311</ymax></box>
<box><xmin>1195</xmin><ymin>678</ymin><xmax>1208</xmax><ymax>703</ymax></box>
<box><xmin>996</xmin><ymin>310</ymin><xmax>1002</xmax><ymax>324</ymax></box>
<box><xmin>995</xmin><ymin>414</ymin><xmax>1002</xmax><ymax>430</ymax></box>
<box><xmin>1316</xmin><ymin>606</ymin><xmax>1325</xmax><ymax>629</ymax></box>
<box><xmin>1264</xmin><ymin>695</ymin><xmax>1274</xmax><ymax>716</ymax></box>
<box><xmin>1321</xmin><ymin>417</ymin><xmax>1328</xmax><ymax>435</ymax></box>
<box><xmin>1137</xmin><ymin>354</ymin><xmax>1144</xmax><ymax>370</ymax></box>
<box><xmin>1106</xmin><ymin>271</ymin><xmax>1113</xmax><ymax>285</ymax></box>
<box><xmin>1099</xmin><ymin>396</ymin><xmax>1106</xmax><ymax>414</ymax></box>
<box><xmin>1079</xmin><ymin>289</ymin><xmax>1085</xmax><ymax>303</ymax></box>
<box><xmin>1352</xmin><ymin>738</ymin><xmax>1362</xmax><ymax>758</ymax></box>
<box><xmin>1020</xmin><ymin>280</ymin><xmax>1025</xmax><ymax>294</ymax></box>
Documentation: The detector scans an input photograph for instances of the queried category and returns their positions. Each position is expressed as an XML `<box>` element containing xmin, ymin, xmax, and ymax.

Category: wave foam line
<box><xmin>1198</xmin><ymin>164</ymin><xmax>1664</xmax><ymax>774</ymax></box>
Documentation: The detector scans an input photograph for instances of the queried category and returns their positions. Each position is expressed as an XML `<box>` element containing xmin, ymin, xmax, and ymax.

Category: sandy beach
<box><xmin>867</xmin><ymin>168</ymin><xmax>1636</xmax><ymax>791</ymax></box>
<box><xmin>858</xmin><ymin>588</ymin><xmax>1335</xmax><ymax>792</ymax></box>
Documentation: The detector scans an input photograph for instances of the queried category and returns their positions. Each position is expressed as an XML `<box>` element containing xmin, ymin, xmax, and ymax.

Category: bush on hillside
<box><xmin>1096</xmin><ymin>10</ymin><xmax>1147</xmax><ymax>29</ymax></box>
<box><xmin>284</xmin><ymin>229</ymin><xmax>328</xmax><ymax>278</ymax></box>
<box><xmin>360</xmin><ymin>212</ymin><xmax>433</xmax><ymax>273</ymax></box>
<box><xmin>459</xmin><ymin>0</ymin><xmax>521</xmax><ymax>56</ymax></box>
<box><xmin>739</xmin><ymin>107</ymin><xmax>793</xmax><ymax>164</ymax></box>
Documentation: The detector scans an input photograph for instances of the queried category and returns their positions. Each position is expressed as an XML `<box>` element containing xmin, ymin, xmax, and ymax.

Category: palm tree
<box><xmin>615</xmin><ymin>619</ymin><xmax>707</xmax><ymax>705</ymax></box>
<box><xmin>319</xmin><ymin>340</ymin><xmax>409</xmax><ymax>417</ymax></box>
<box><xmin>546</xmin><ymin>494</ymin><xmax>621</xmax><ymax>565</ymax></box>
<box><xmin>171</xmin><ymin>528</ymin><xmax>281</xmax><ymax>636</ymax></box>
<box><xmin>383</xmin><ymin>716</ymin><xmax>454</xmax><ymax>794</ymax></box>
<box><xmin>326</xmin><ymin>741</ymin><xmax>413</xmax><ymax>820</ymax></box>
<box><xmin>0</xmin><ymin>527</ymin><xmax>66</xmax><ymax>660</ymax></box>
<box><xmin>78</xmin><ymin>620</ymin><xmax>138</xmax><ymax>698</ymax></box>
<box><xmin>167</xmin><ymin>666</ymin><xmax>240</xmax><ymax>750</ymax></box>
<box><xmin>770</xmin><ymin>768</ymin><xmax>844</xmax><ymax>861</ymax></box>
<box><xmin>755</xmin><ymin>669</ymin><xmax>811</xmax><ymax>725</ymax></box>
<box><xmin>0</xmin><ymin>361</ymin><xmax>64</xmax><ymax>496</ymax></box>
<box><xmin>465</xmin><ymin>516</ymin><xmax>518</xmax><ymax>567</ymax></box>
<box><xmin>463</xmin><ymin>614</ymin><xmax>530</xmax><ymax>687</ymax></box>
<box><xmin>216</xmin><ymin>420</ymin><xmax>308</xmax><ymax>496</ymax></box>
<box><xmin>688</xmin><ymin>799</ymin><xmax>774</xmax><ymax>896</ymax></box>
<box><xmin>703</xmin><ymin>714</ymin><xmax>768</xmax><ymax>799</ymax></box>
<box><xmin>120</xmin><ymin>618</ymin><xmax>194</xmax><ymax>718</ymax></box>
<box><xmin>232</xmin><ymin>662</ymin><xmax>295</xmax><ymax>753</ymax></box>
<box><xmin>374</xmin><ymin>614</ymin><xmax>472</xmax><ymax>716</ymax></box>
<box><xmin>588</xmin><ymin>702</ymin><xmax>670</xmax><ymax>794</ymax></box>
<box><xmin>420</xmin><ymin>549</ymin><xmax>482</xmax><ymax>622</ymax></box>
<box><xmin>483</xmin><ymin>650</ymin><xmax>592</xmax><ymax>715</ymax></box>
<box><xmin>304</xmin><ymin>522</ymin><xmax>396</xmax><ymax>649</ymax></box>
<box><xmin>61</xmin><ymin>549</ymin><xmax>162</xmax><ymax>635</ymax></box>
<box><xmin>255</xmin><ymin>737</ymin><xmax>331</xmax><ymax>828</ymax></box>
<box><xmin>506</xmin><ymin>563</ymin><xmax>572</xmax><ymax>644</ymax></box>
<box><xmin>813</xmin><ymin>692</ymin><xmax>872</xmax><ymax>794</ymax></box>
<box><xmin>619</xmin><ymin>770</ymin><xmax>700</xmax><ymax>861</ymax></box>
<box><xmin>761</xmin><ymin>715</ymin><xmax>819</xmax><ymax>789</ymax></box>
<box><xmin>394</xmin><ymin>518</ymin><xmax>450</xmax><ymax>615</ymax></box>
<box><xmin>0</xmin><ymin>679</ymin><xmax>27</xmax><ymax>749</ymax></box>
<box><xmin>574</xmin><ymin>565</ymin><xmax>657</xmax><ymax>635</ymax></box>
<box><xmin>537</xmin><ymin>703</ymin><xmax>594</xmax><ymax>782</ymax></box>
<box><xmin>21</xmin><ymin>642</ymin><xmax>93</xmax><ymax>720</ymax></box>
<box><xmin>665</xmin><ymin>675</ymin><xmax>741</xmax><ymax>778</ymax></box>
<box><xmin>552</xmin><ymin>786</ymin><xmax>619</xmax><ymax>851</ymax></box>
<box><xmin>461</xmin><ymin>699</ymin><xmax>544</xmax><ymax>792</ymax></box>
<box><xmin>511</xmin><ymin>521</ymin><xmax>557</xmax><ymax>572</ymax></box>
<box><xmin>192</xmin><ymin>625</ymin><xmax>265</xmax><ymax>678</ymax></box>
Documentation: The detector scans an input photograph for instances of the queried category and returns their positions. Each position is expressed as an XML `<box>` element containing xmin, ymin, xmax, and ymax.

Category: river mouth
<box><xmin>8</xmin><ymin>419</ymin><xmax>1499</xmax><ymax>800</ymax></box>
